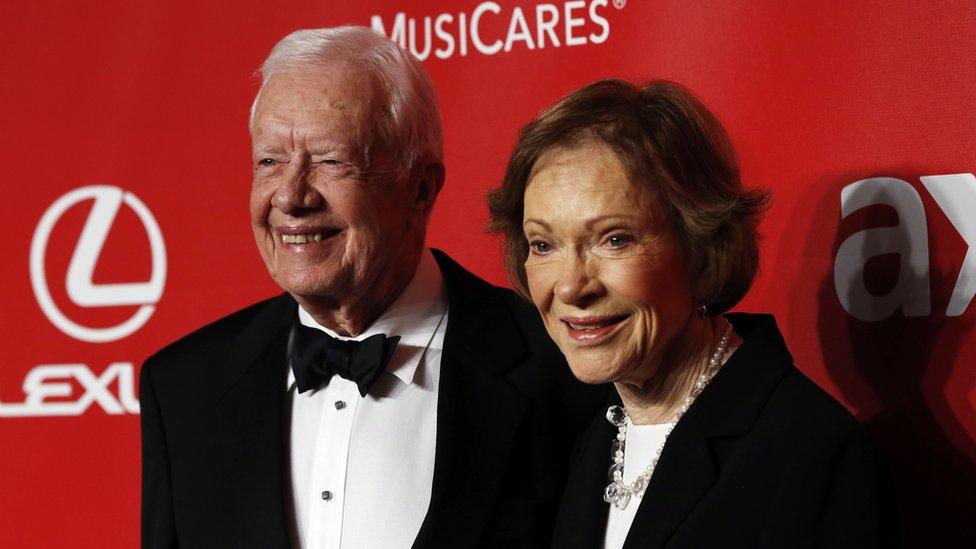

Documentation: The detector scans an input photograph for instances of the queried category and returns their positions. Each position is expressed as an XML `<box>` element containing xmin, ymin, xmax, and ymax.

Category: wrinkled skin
<box><xmin>523</xmin><ymin>141</ymin><xmax>733</xmax><ymax>423</ymax></box>
<box><xmin>250</xmin><ymin>64</ymin><xmax>442</xmax><ymax>335</ymax></box>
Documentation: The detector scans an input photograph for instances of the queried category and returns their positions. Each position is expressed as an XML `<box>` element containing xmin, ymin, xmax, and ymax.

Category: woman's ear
<box><xmin>690</xmin><ymin>255</ymin><xmax>715</xmax><ymax>310</ymax></box>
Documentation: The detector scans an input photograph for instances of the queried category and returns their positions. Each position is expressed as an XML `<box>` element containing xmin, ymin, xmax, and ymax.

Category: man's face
<box><xmin>249</xmin><ymin>65</ymin><xmax>423</xmax><ymax>308</ymax></box>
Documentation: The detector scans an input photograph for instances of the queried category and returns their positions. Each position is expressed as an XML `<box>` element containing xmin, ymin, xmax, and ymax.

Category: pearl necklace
<box><xmin>603</xmin><ymin>321</ymin><xmax>733</xmax><ymax>510</ymax></box>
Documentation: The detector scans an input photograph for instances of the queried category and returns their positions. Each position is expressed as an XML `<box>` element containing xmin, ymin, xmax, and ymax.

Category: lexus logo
<box><xmin>30</xmin><ymin>185</ymin><xmax>167</xmax><ymax>343</ymax></box>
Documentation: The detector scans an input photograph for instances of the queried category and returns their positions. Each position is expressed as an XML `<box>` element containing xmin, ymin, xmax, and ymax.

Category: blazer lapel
<box><xmin>413</xmin><ymin>251</ymin><xmax>533</xmax><ymax>548</ymax></box>
<box><xmin>621</xmin><ymin>415</ymin><xmax>716</xmax><ymax>549</ymax></box>
<box><xmin>554</xmin><ymin>393</ymin><xmax>719</xmax><ymax>549</ymax></box>
<box><xmin>622</xmin><ymin>313</ymin><xmax>794</xmax><ymax>549</ymax></box>
<box><xmin>551</xmin><ymin>403</ymin><xmax>617</xmax><ymax>549</ymax></box>
<box><xmin>216</xmin><ymin>293</ymin><xmax>296</xmax><ymax>549</ymax></box>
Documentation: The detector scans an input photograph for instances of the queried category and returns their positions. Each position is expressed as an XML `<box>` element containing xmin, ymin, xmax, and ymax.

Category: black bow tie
<box><xmin>290</xmin><ymin>323</ymin><xmax>401</xmax><ymax>397</ymax></box>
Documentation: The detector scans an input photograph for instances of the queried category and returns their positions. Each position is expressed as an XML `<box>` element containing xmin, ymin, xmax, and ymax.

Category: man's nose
<box><xmin>553</xmin><ymin>252</ymin><xmax>604</xmax><ymax>306</ymax></box>
<box><xmin>272</xmin><ymin>165</ymin><xmax>323</xmax><ymax>214</ymax></box>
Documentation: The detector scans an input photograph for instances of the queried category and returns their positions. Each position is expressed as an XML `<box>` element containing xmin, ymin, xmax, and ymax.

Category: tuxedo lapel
<box><xmin>413</xmin><ymin>251</ymin><xmax>533</xmax><ymax>548</ymax></box>
<box><xmin>216</xmin><ymin>293</ymin><xmax>295</xmax><ymax>549</ymax></box>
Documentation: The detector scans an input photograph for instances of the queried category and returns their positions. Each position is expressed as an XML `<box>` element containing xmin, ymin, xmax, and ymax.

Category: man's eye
<box><xmin>258</xmin><ymin>158</ymin><xmax>276</xmax><ymax>167</ymax></box>
<box><xmin>606</xmin><ymin>234</ymin><xmax>631</xmax><ymax>248</ymax></box>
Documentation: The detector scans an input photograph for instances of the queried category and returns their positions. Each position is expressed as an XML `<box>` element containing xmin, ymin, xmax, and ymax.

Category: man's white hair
<box><xmin>253</xmin><ymin>26</ymin><xmax>443</xmax><ymax>173</ymax></box>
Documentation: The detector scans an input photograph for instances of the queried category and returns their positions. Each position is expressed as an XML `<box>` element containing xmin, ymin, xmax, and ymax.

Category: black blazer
<box><xmin>552</xmin><ymin>313</ymin><xmax>897</xmax><ymax>549</ymax></box>
<box><xmin>141</xmin><ymin>250</ymin><xmax>605</xmax><ymax>548</ymax></box>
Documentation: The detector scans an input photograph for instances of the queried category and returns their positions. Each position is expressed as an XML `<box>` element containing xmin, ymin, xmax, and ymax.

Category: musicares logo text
<box><xmin>371</xmin><ymin>0</ymin><xmax>616</xmax><ymax>61</ymax></box>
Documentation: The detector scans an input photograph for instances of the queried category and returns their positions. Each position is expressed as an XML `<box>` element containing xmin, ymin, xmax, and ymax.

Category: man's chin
<box><xmin>275</xmin><ymin>273</ymin><xmax>348</xmax><ymax>305</ymax></box>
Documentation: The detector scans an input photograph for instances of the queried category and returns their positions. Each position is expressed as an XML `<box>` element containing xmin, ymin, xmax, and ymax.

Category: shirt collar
<box><xmin>289</xmin><ymin>248</ymin><xmax>447</xmax><ymax>388</ymax></box>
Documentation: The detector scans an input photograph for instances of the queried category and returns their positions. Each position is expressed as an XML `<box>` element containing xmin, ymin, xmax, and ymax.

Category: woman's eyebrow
<box><xmin>584</xmin><ymin>214</ymin><xmax>634</xmax><ymax>229</ymax></box>
<box><xmin>523</xmin><ymin>218</ymin><xmax>552</xmax><ymax>230</ymax></box>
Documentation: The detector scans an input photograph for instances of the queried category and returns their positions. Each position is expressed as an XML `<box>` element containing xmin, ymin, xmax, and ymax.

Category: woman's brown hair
<box><xmin>487</xmin><ymin>79</ymin><xmax>770</xmax><ymax>314</ymax></box>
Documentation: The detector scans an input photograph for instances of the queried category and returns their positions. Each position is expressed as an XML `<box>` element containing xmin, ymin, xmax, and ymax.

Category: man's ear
<box><xmin>412</xmin><ymin>161</ymin><xmax>445</xmax><ymax>216</ymax></box>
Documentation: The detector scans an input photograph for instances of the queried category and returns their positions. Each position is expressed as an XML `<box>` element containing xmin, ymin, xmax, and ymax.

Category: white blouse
<box><xmin>603</xmin><ymin>419</ymin><xmax>676</xmax><ymax>549</ymax></box>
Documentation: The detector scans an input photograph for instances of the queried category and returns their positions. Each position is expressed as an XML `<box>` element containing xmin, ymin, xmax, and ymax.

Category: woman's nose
<box><xmin>553</xmin><ymin>253</ymin><xmax>603</xmax><ymax>306</ymax></box>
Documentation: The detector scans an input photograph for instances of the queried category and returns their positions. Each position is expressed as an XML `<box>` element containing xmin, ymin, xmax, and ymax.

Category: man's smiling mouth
<box><xmin>280</xmin><ymin>229</ymin><xmax>342</xmax><ymax>244</ymax></box>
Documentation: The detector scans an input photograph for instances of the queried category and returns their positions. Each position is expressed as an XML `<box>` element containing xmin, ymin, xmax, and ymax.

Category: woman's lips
<box><xmin>560</xmin><ymin>315</ymin><xmax>629</xmax><ymax>345</ymax></box>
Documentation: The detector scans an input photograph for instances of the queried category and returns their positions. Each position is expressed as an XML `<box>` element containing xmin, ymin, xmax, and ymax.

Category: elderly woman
<box><xmin>488</xmin><ymin>80</ymin><xmax>894</xmax><ymax>548</ymax></box>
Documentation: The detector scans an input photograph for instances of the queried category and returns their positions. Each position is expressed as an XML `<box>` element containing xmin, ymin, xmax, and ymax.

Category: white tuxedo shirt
<box><xmin>284</xmin><ymin>250</ymin><xmax>448</xmax><ymax>549</ymax></box>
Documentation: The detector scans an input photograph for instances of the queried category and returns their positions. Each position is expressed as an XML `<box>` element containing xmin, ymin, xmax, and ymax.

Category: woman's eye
<box><xmin>606</xmin><ymin>234</ymin><xmax>631</xmax><ymax>248</ymax></box>
<box><xmin>530</xmin><ymin>241</ymin><xmax>551</xmax><ymax>254</ymax></box>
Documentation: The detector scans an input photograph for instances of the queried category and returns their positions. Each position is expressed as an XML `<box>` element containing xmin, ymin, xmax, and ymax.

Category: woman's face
<box><xmin>522</xmin><ymin>141</ymin><xmax>697</xmax><ymax>386</ymax></box>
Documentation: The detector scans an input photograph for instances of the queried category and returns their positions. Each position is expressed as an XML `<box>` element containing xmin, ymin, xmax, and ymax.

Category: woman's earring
<box><xmin>697</xmin><ymin>302</ymin><xmax>709</xmax><ymax>318</ymax></box>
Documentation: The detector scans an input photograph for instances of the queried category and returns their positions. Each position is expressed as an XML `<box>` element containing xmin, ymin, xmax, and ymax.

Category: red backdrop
<box><xmin>2</xmin><ymin>1</ymin><xmax>974</xmax><ymax>546</ymax></box>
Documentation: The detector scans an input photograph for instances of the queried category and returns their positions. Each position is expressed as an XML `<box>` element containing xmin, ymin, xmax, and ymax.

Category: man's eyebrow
<box><xmin>308</xmin><ymin>144</ymin><xmax>348</xmax><ymax>155</ymax></box>
<box><xmin>252</xmin><ymin>144</ymin><xmax>283</xmax><ymax>154</ymax></box>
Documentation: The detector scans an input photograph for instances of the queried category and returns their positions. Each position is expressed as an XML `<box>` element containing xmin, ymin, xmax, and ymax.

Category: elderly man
<box><xmin>140</xmin><ymin>26</ymin><xmax>601</xmax><ymax>548</ymax></box>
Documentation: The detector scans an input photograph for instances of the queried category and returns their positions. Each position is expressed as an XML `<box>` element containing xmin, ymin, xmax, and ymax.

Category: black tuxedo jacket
<box><xmin>141</xmin><ymin>250</ymin><xmax>606</xmax><ymax>548</ymax></box>
<box><xmin>552</xmin><ymin>313</ymin><xmax>898</xmax><ymax>549</ymax></box>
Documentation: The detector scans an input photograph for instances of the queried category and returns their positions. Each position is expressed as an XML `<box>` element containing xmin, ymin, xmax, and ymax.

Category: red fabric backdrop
<box><xmin>1</xmin><ymin>1</ymin><xmax>974</xmax><ymax>546</ymax></box>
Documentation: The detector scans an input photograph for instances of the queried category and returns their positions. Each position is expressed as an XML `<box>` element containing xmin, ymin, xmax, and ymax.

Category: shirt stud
<box><xmin>321</xmin><ymin>490</ymin><xmax>333</xmax><ymax>501</ymax></box>
<box><xmin>334</xmin><ymin>400</ymin><xmax>346</xmax><ymax>410</ymax></box>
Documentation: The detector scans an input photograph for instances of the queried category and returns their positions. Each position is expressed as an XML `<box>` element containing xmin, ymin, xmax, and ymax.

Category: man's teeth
<box><xmin>281</xmin><ymin>233</ymin><xmax>325</xmax><ymax>244</ymax></box>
